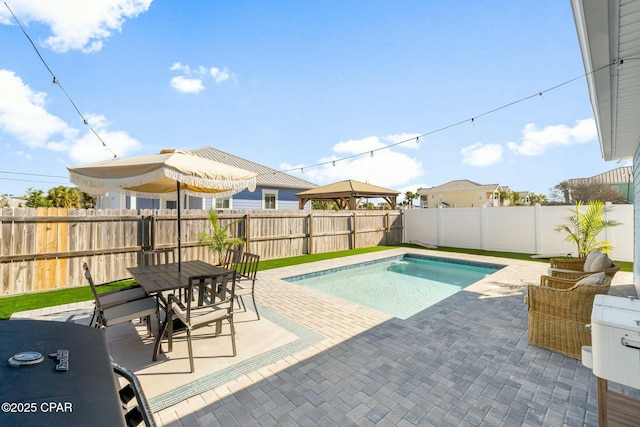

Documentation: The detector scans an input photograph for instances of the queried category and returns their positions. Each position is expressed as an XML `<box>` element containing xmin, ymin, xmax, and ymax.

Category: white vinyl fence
<box><xmin>403</xmin><ymin>204</ymin><xmax>634</xmax><ymax>262</ymax></box>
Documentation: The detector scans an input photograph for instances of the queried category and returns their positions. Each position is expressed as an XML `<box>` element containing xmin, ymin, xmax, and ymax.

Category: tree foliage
<box><xmin>197</xmin><ymin>211</ymin><xmax>245</xmax><ymax>262</ymax></box>
<box><xmin>311</xmin><ymin>200</ymin><xmax>338</xmax><ymax>210</ymax></box>
<box><xmin>22</xmin><ymin>186</ymin><xmax>95</xmax><ymax>209</ymax></box>
<box><xmin>24</xmin><ymin>188</ymin><xmax>52</xmax><ymax>208</ymax></box>
<box><xmin>548</xmin><ymin>180</ymin><xmax>626</xmax><ymax>205</ymax></box>
<box><xmin>403</xmin><ymin>191</ymin><xmax>417</xmax><ymax>208</ymax></box>
<box><xmin>554</xmin><ymin>200</ymin><xmax>621</xmax><ymax>257</ymax></box>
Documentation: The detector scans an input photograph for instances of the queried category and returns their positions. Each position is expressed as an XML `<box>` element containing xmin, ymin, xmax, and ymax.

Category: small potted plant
<box><xmin>554</xmin><ymin>200</ymin><xmax>621</xmax><ymax>258</ymax></box>
<box><xmin>197</xmin><ymin>211</ymin><xmax>244</xmax><ymax>264</ymax></box>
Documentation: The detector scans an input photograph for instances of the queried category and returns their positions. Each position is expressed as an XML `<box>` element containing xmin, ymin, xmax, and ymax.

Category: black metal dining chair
<box><xmin>159</xmin><ymin>270</ymin><xmax>237</xmax><ymax>373</ymax></box>
<box><xmin>233</xmin><ymin>252</ymin><xmax>260</xmax><ymax>319</ymax></box>
<box><xmin>83</xmin><ymin>263</ymin><xmax>158</xmax><ymax>335</ymax></box>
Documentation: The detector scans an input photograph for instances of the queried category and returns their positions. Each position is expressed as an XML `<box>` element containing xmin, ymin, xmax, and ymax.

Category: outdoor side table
<box><xmin>0</xmin><ymin>320</ymin><xmax>126</xmax><ymax>427</ymax></box>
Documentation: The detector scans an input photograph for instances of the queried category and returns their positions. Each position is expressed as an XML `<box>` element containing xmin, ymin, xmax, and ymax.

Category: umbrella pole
<box><xmin>177</xmin><ymin>182</ymin><xmax>181</xmax><ymax>271</ymax></box>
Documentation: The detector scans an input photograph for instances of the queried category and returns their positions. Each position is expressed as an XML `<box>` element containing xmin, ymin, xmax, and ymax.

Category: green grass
<box><xmin>0</xmin><ymin>244</ymin><xmax>632</xmax><ymax>320</ymax></box>
<box><xmin>0</xmin><ymin>279</ymin><xmax>136</xmax><ymax>321</ymax></box>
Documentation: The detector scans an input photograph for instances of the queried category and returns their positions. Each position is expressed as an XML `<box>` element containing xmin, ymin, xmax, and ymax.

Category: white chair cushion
<box><xmin>589</xmin><ymin>254</ymin><xmax>613</xmax><ymax>272</ymax></box>
<box><xmin>575</xmin><ymin>272</ymin><xmax>607</xmax><ymax>286</ymax></box>
<box><xmin>583</xmin><ymin>250</ymin><xmax>603</xmax><ymax>272</ymax></box>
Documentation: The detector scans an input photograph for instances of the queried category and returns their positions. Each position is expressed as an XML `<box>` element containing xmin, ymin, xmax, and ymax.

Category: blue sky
<box><xmin>0</xmin><ymin>1</ymin><xmax>628</xmax><ymax>201</ymax></box>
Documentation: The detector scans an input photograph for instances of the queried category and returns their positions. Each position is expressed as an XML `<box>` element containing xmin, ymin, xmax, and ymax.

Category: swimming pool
<box><xmin>284</xmin><ymin>254</ymin><xmax>504</xmax><ymax>319</ymax></box>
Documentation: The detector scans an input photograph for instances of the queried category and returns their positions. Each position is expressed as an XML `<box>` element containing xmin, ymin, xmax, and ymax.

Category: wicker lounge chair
<box><xmin>548</xmin><ymin>250</ymin><xmax>620</xmax><ymax>280</ymax></box>
<box><xmin>525</xmin><ymin>272</ymin><xmax>611</xmax><ymax>359</ymax></box>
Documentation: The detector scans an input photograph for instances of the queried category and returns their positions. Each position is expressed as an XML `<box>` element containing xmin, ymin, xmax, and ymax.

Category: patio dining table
<box><xmin>127</xmin><ymin>260</ymin><xmax>232</xmax><ymax>361</ymax></box>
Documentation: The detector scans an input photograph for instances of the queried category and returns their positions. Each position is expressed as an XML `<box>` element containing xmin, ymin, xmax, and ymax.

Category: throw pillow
<box><xmin>589</xmin><ymin>254</ymin><xmax>613</xmax><ymax>272</ymax></box>
<box><xmin>576</xmin><ymin>271</ymin><xmax>607</xmax><ymax>286</ymax></box>
<box><xmin>583</xmin><ymin>250</ymin><xmax>603</xmax><ymax>272</ymax></box>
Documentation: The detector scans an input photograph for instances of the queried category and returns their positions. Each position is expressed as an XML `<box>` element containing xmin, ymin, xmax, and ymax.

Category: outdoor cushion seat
<box><xmin>525</xmin><ymin>272</ymin><xmax>611</xmax><ymax>359</ymax></box>
<box><xmin>100</xmin><ymin>298</ymin><xmax>159</xmax><ymax>327</ymax></box>
<box><xmin>98</xmin><ymin>286</ymin><xmax>148</xmax><ymax>309</ymax></box>
<box><xmin>84</xmin><ymin>263</ymin><xmax>159</xmax><ymax>335</ymax></box>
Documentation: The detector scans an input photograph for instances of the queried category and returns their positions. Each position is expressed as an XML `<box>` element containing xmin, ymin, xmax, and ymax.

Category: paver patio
<box><xmin>13</xmin><ymin>248</ymin><xmax>640</xmax><ymax>426</ymax></box>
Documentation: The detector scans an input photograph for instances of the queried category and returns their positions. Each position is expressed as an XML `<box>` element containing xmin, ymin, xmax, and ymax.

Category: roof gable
<box><xmin>567</xmin><ymin>166</ymin><xmax>632</xmax><ymax>186</ymax></box>
<box><xmin>419</xmin><ymin>179</ymin><xmax>501</xmax><ymax>193</ymax></box>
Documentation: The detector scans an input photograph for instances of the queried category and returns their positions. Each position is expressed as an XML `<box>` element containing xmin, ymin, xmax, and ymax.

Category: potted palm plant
<box><xmin>197</xmin><ymin>211</ymin><xmax>245</xmax><ymax>263</ymax></box>
<box><xmin>554</xmin><ymin>200</ymin><xmax>621</xmax><ymax>258</ymax></box>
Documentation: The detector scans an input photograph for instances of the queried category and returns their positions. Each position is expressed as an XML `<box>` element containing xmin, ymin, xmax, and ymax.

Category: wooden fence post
<box><xmin>308</xmin><ymin>211</ymin><xmax>314</xmax><ymax>255</ymax></box>
<box><xmin>244</xmin><ymin>213</ymin><xmax>251</xmax><ymax>253</ymax></box>
<box><xmin>351</xmin><ymin>211</ymin><xmax>357</xmax><ymax>249</ymax></box>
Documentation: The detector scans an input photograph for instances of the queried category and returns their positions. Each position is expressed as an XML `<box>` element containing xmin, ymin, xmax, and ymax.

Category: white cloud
<box><xmin>170</xmin><ymin>62</ymin><xmax>189</xmax><ymax>73</ymax></box>
<box><xmin>169</xmin><ymin>62</ymin><xmax>234</xmax><ymax>93</ymax></box>
<box><xmin>0</xmin><ymin>68</ymin><xmax>141</xmax><ymax>163</ymax></box>
<box><xmin>507</xmin><ymin>118</ymin><xmax>597</xmax><ymax>156</ymax></box>
<box><xmin>0</xmin><ymin>69</ymin><xmax>77</xmax><ymax>148</ymax></box>
<box><xmin>280</xmin><ymin>135</ymin><xmax>423</xmax><ymax>188</ymax></box>
<box><xmin>461</xmin><ymin>142</ymin><xmax>503</xmax><ymax>167</ymax></box>
<box><xmin>0</xmin><ymin>0</ymin><xmax>153</xmax><ymax>53</ymax></box>
<box><xmin>170</xmin><ymin>76</ymin><xmax>205</xmax><ymax>94</ymax></box>
<box><xmin>210</xmin><ymin>67</ymin><xmax>231</xmax><ymax>83</ymax></box>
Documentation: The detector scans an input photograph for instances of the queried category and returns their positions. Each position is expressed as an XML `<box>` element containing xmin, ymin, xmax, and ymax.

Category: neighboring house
<box><xmin>566</xmin><ymin>166</ymin><xmax>634</xmax><ymax>203</ymax></box>
<box><xmin>570</xmin><ymin>1</ymin><xmax>640</xmax><ymax>295</ymax></box>
<box><xmin>97</xmin><ymin>147</ymin><xmax>318</xmax><ymax>210</ymax></box>
<box><xmin>417</xmin><ymin>180</ymin><xmax>504</xmax><ymax>208</ymax></box>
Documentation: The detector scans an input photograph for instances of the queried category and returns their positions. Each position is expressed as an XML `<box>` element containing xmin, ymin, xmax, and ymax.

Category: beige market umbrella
<box><xmin>68</xmin><ymin>149</ymin><xmax>257</xmax><ymax>270</ymax></box>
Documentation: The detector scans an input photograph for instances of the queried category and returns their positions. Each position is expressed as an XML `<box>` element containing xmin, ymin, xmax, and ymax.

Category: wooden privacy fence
<box><xmin>0</xmin><ymin>208</ymin><xmax>403</xmax><ymax>296</ymax></box>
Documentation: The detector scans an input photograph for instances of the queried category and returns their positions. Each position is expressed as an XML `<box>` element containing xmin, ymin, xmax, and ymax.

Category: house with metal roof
<box><xmin>99</xmin><ymin>147</ymin><xmax>318</xmax><ymax>210</ymax></box>
<box><xmin>417</xmin><ymin>179</ymin><xmax>504</xmax><ymax>208</ymax></box>
<box><xmin>566</xmin><ymin>166</ymin><xmax>633</xmax><ymax>203</ymax></box>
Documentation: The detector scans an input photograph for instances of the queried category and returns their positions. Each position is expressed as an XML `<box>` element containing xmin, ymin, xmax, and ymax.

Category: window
<box><xmin>215</xmin><ymin>197</ymin><xmax>230</xmax><ymax>209</ymax></box>
<box><xmin>478</xmin><ymin>192</ymin><xmax>483</xmax><ymax>200</ymax></box>
<box><xmin>263</xmin><ymin>190</ymin><xmax>278</xmax><ymax>209</ymax></box>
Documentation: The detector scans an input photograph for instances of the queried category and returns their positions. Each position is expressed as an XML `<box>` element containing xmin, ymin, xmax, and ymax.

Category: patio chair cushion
<box><xmin>588</xmin><ymin>254</ymin><xmax>613</xmax><ymax>272</ymax></box>
<box><xmin>583</xmin><ymin>250</ymin><xmax>603</xmax><ymax>272</ymax></box>
<box><xmin>575</xmin><ymin>272</ymin><xmax>607</xmax><ymax>287</ymax></box>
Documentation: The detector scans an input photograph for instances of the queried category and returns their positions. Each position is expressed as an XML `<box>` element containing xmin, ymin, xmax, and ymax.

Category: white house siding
<box><xmin>634</xmin><ymin>147</ymin><xmax>640</xmax><ymax>295</ymax></box>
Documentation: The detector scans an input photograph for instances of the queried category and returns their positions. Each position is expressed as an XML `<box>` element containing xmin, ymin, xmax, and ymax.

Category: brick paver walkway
<box><xmin>151</xmin><ymin>249</ymin><xmax>640</xmax><ymax>426</ymax></box>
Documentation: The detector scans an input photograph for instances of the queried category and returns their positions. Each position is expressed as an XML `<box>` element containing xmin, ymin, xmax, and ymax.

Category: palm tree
<box><xmin>197</xmin><ymin>211</ymin><xmax>245</xmax><ymax>263</ymax></box>
<box><xmin>404</xmin><ymin>191</ymin><xmax>416</xmax><ymax>208</ymax></box>
<box><xmin>47</xmin><ymin>186</ymin><xmax>81</xmax><ymax>208</ymax></box>
<box><xmin>554</xmin><ymin>200</ymin><xmax>621</xmax><ymax>257</ymax></box>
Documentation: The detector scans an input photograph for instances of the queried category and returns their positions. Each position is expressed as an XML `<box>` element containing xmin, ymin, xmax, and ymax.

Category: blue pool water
<box><xmin>284</xmin><ymin>254</ymin><xmax>504</xmax><ymax>319</ymax></box>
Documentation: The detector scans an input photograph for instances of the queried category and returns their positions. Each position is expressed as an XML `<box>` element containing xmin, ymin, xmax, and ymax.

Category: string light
<box><xmin>260</xmin><ymin>58</ymin><xmax>625</xmax><ymax>179</ymax></box>
<box><xmin>5</xmin><ymin>2</ymin><xmax>117</xmax><ymax>159</ymax></box>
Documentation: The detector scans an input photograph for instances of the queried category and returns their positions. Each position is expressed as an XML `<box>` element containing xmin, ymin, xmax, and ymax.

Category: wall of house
<box><xmin>96</xmin><ymin>187</ymin><xmax>308</xmax><ymax>211</ymax></box>
<box><xmin>229</xmin><ymin>187</ymin><xmax>305</xmax><ymax>210</ymax></box>
<box><xmin>404</xmin><ymin>204</ymin><xmax>634</xmax><ymax>262</ymax></box>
